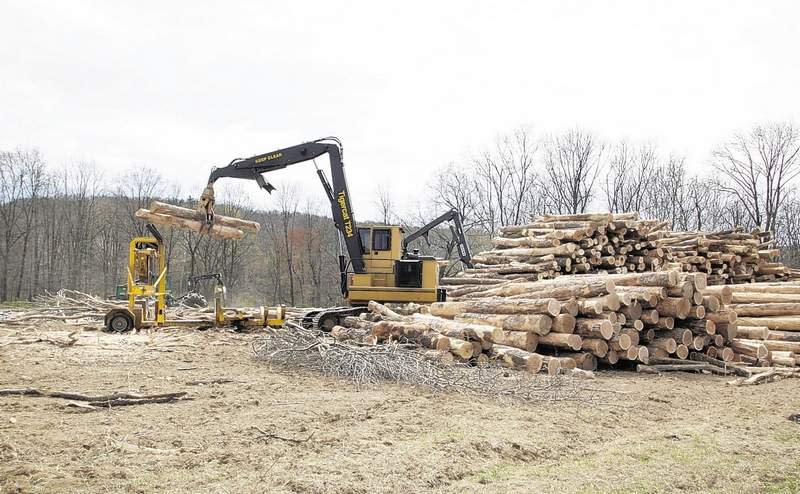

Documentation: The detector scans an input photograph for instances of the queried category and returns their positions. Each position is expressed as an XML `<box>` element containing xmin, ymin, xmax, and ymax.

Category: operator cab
<box><xmin>348</xmin><ymin>224</ymin><xmax>442</xmax><ymax>304</ymax></box>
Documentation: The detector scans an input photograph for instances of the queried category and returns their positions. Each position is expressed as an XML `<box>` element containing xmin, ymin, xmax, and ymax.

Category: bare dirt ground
<box><xmin>1</xmin><ymin>321</ymin><xmax>799</xmax><ymax>494</ymax></box>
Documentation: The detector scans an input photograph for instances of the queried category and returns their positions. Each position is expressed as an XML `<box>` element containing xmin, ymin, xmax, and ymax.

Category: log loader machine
<box><xmin>103</xmin><ymin>225</ymin><xmax>285</xmax><ymax>332</ymax></box>
<box><xmin>198</xmin><ymin>137</ymin><xmax>473</xmax><ymax>329</ymax></box>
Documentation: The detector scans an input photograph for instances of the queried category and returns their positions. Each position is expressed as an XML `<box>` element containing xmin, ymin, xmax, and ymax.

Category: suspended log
<box><xmin>135</xmin><ymin>209</ymin><xmax>245</xmax><ymax>240</ymax></box>
<box><xmin>149</xmin><ymin>201</ymin><xmax>260</xmax><ymax>232</ymax></box>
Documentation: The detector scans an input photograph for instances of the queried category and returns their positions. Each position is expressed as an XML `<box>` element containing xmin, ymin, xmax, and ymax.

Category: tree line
<box><xmin>429</xmin><ymin>122</ymin><xmax>800</xmax><ymax>245</ymax></box>
<box><xmin>1</xmin><ymin>121</ymin><xmax>799</xmax><ymax>305</ymax></box>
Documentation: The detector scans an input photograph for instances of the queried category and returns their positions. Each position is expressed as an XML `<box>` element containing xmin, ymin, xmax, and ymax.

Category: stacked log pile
<box><xmin>443</xmin><ymin>215</ymin><xmax>798</xmax><ymax>295</ymax></box>
<box><xmin>653</xmin><ymin>229</ymin><xmax>797</xmax><ymax>284</ymax></box>
<box><xmin>338</xmin><ymin>270</ymin><xmax>746</xmax><ymax>375</ymax></box>
<box><xmin>702</xmin><ymin>282</ymin><xmax>800</xmax><ymax>369</ymax></box>
<box><xmin>442</xmin><ymin>213</ymin><xmax>668</xmax><ymax>293</ymax></box>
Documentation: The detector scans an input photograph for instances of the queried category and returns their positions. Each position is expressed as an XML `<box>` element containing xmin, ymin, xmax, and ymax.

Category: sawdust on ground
<box><xmin>0</xmin><ymin>321</ymin><xmax>799</xmax><ymax>494</ymax></box>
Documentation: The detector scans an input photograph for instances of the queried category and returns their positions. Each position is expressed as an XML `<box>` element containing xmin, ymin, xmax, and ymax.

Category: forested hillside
<box><xmin>2</xmin><ymin>122</ymin><xmax>799</xmax><ymax>305</ymax></box>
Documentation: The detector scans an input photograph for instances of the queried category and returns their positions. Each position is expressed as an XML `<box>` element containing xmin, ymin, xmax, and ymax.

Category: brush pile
<box><xmin>254</xmin><ymin>323</ymin><xmax>591</xmax><ymax>402</ymax></box>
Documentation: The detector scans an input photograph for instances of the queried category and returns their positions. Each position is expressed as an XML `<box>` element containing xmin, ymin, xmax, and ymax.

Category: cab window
<box><xmin>372</xmin><ymin>229</ymin><xmax>391</xmax><ymax>251</ymax></box>
<box><xmin>359</xmin><ymin>228</ymin><xmax>370</xmax><ymax>254</ymax></box>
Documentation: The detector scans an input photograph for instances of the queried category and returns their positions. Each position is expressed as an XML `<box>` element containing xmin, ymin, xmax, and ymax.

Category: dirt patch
<box><xmin>1</xmin><ymin>322</ymin><xmax>799</xmax><ymax>493</ymax></box>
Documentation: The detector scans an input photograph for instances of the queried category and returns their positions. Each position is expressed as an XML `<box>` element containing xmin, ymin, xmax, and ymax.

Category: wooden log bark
<box><xmin>453</xmin><ymin>313</ymin><xmax>552</xmax><ymax>335</ymax></box>
<box><xmin>574</xmin><ymin>319</ymin><xmax>614</xmax><ymax>339</ymax></box>
<box><xmin>735</xmin><ymin>326</ymin><xmax>770</xmax><ymax>340</ymax></box>
<box><xmin>538</xmin><ymin>333</ymin><xmax>582</xmax><ymax>350</ymax></box>
<box><xmin>580</xmin><ymin>338</ymin><xmax>609</xmax><ymax>357</ymax></box>
<box><xmin>552</xmin><ymin>314</ymin><xmax>577</xmax><ymax>334</ymax></box>
<box><xmin>488</xmin><ymin>345</ymin><xmax>544</xmax><ymax>372</ymax></box>
<box><xmin>557</xmin><ymin>352</ymin><xmax>598</xmax><ymax>371</ymax></box>
<box><xmin>492</xmin><ymin>330</ymin><xmax>538</xmax><ymax>352</ymax></box>
<box><xmin>655</xmin><ymin>297</ymin><xmax>691</xmax><ymax>319</ymax></box>
<box><xmin>429</xmin><ymin>298</ymin><xmax>561</xmax><ymax>318</ymax></box>
<box><xmin>730</xmin><ymin>340</ymin><xmax>769</xmax><ymax>359</ymax></box>
<box><xmin>736</xmin><ymin>316</ymin><xmax>800</xmax><ymax>331</ymax></box>
<box><xmin>409</xmin><ymin>315</ymin><xmax>502</xmax><ymax>342</ymax></box>
<box><xmin>135</xmin><ymin>210</ymin><xmax>245</xmax><ymax>240</ymax></box>
<box><xmin>738</xmin><ymin>338</ymin><xmax>800</xmax><ymax>353</ymax></box>
<box><xmin>149</xmin><ymin>201</ymin><xmax>260</xmax><ymax>232</ymax></box>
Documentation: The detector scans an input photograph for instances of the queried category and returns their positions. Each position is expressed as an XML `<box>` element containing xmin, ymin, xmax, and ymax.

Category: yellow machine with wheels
<box><xmin>197</xmin><ymin>137</ymin><xmax>474</xmax><ymax>329</ymax></box>
<box><xmin>104</xmin><ymin>224</ymin><xmax>285</xmax><ymax>332</ymax></box>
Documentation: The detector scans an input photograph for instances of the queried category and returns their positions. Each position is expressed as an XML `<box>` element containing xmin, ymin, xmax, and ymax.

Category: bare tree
<box><xmin>0</xmin><ymin>150</ymin><xmax>28</xmax><ymax>300</ymax></box>
<box><xmin>277</xmin><ymin>184</ymin><xmax>300</xmax><ymax>306</ymax></box>
<box><xmin>713</xmin><ymin>122</ymin><xmax>800</xmax><ymax>232</ymax></box>
<box><xmin>604</xmin><ymin>141</ymin><xmax>659</xmax><ymax>214</ymax></box>
<box><xmin>114</xmin><ymin>166</ymin><xmax>166</xmax><ymax>238</ymax></box>
<box><xmin>775</xmin><ymin>195</ymin><xmax>800</xmax><ymax>267</ymax></box>
<box><xmin>541</xmin><ymin>129</ymin><xmax>604</xmax><ymax>214</ymax></box>
<box><xmin>429</xmin><ymin>162</ymin><xmax>479</xmax><ymax>231</ymax></box>
<box><xmin>374</xmin><ymin>185</ymin><xmax>395</xmax><ymax>224</ymax></box>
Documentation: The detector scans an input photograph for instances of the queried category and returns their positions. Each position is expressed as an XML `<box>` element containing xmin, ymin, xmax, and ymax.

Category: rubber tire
<box><xmin>107</xmin><ymin>313</ymin><xmax>134</xmax><ymax>333</ymax></box>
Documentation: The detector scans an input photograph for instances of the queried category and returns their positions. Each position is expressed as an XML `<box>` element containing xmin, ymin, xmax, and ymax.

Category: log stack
<box><xmin>443</xmin><ymin>215</ymin><xmax>798</xmax><ymax>295</ymax></box>
<box><xmin>135</xmin><ymin>201</ymin><xmax>260</xmax><ymax>241</ymax></box>
<box><xmin>443</xmin><ymin>213</ymin><xmax>668</xmax><ymax>293</ymax></box>
<box><xmin>340</xmin><ymin>270</ymin><xmax>747</xmax><ymax>375</ymax></box>
<box><xmin>702</xmin><ymin>282</ymin><xmax>800</xmax><ymax>369</ymax></box>
<box><xmin>653</xmin><ymin>229</ymin><xmax>797</xmax><ymax>284</ymax></box>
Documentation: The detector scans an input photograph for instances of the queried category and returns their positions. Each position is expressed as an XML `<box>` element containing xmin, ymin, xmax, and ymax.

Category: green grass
<box><xmin>473</xmin><ymin>463</ymin><xmax>514</xmax><ymax>484</ymax></box>
<box><xmin>763</xmin><ymin>476</ymin><xmax>800</xmax><ymax>494</ymax></box>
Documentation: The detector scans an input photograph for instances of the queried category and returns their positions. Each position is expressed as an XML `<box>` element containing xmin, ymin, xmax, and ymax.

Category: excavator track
<box><xmin>301</xmin><ymin>307</ymin><xmax>369</xmax><ymax>331</ymax></box>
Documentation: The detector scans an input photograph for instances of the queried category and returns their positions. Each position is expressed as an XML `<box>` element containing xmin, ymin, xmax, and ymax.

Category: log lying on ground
<box><xmin>0</xmin><ymin>388</ymin><xmax>187</xmax><ymax>409</ymax></box>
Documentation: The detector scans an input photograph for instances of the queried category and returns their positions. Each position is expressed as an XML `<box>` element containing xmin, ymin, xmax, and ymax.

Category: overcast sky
<box><xmin>2</xmin><ymin>1</ymin><xmax>799</xmax><ymax>219</ymax></box>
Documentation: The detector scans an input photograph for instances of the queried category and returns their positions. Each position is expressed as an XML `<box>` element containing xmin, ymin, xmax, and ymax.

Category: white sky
<box><xmin>2</xmin><ymin>1</ymin><xmax>799</xmax><ymax>219</ymax></box>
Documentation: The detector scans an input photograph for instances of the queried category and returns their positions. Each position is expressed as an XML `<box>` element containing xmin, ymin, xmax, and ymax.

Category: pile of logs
<box><xmin>442</xmin><ymin>213</ymin><xmax>667</xmax><ymax>292</ymax></box>
<box><xmin>703</xmin><ymin>282</ymin><xmax>800</xmax><ymax>368</ymax></box>
<box><xmin>335</xmin><ymin>270</ymin><xmax>747</xmax><ymax>375</ymax></box>
<box><xmin>443</xmin><ymin>214</ymin><xmax>799</xmax><ymax>294</ymax></box>
<box><xmin>135</xmin><ymin>201</ymin><xmax>260</xmax><ymax>240</ymax></box>
<box><xmin>653</xmin><ymin>229</ymin><xmax>797</xmax><ymax>284</ymax></box>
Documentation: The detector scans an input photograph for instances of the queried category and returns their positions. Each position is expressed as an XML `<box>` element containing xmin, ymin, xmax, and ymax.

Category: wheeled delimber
<box><xmin>104</xmin><ymin>224</ymin><xmax>284</xmax><ymax>332</ymax></box>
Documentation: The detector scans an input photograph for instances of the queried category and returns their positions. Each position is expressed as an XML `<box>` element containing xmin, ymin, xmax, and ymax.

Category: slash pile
<box><xmin>337</xmin><ymin>270</ymin><xmax>747</xmax><ymax>375</ymax></box>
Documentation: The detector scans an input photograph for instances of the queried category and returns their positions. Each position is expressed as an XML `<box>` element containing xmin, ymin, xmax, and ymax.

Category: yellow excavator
<box><xmin>198</xmin><ymin>137</ymin><xmax>473</xmax><ymax>329</ymax></box>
